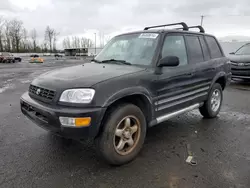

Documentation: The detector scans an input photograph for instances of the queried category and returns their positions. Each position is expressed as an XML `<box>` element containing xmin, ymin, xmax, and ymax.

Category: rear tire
<box><xmin>199</xmin><ymin>83</ymin><xmax>223</xmax><ymax>118</ymax></box>
<box><xmin>95</xmin><ymin>104</ymin><xmax>146</xmax><ymax>166</ymax></box>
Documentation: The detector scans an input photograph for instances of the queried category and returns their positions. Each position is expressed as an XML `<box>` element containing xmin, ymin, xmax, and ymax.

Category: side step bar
<box><xmin>155</xmin><ymin>103</ymin><xmax>203</xmax><ymax>124</ymax></box>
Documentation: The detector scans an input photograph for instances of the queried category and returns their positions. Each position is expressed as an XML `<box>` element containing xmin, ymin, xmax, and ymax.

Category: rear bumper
<box><xmin>20</xmin><ymin>92</ymin><xmax>106</xmax><ymax>139</ymax></box>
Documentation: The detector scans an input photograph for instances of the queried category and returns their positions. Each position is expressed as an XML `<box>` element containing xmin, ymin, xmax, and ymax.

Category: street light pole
<box><xmin>201</xmin><ymin>15</ymin><xmax>205</xmax><ymax>26</ymax></box>
<box><xmin>94</xmin><ymin>33</ymin><xmax>96</xmax><ymax>55</ymax></box>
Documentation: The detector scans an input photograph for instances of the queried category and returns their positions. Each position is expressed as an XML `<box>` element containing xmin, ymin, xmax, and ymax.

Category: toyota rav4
<box><xmin>20</xmin><ymin>22</ymin><xmax>231</xmax><ymax>165</ymax></box>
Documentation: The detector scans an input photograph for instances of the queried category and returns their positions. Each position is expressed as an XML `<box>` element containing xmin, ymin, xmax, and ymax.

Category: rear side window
<box><xmin>185</xmin><ymin>36</ymin><xmax>204</xmax><ymax>64</ymax></box>
<box><xmin>205</xmin><ymin>36</ymin><xmax>223</xmax><ymax>58</ymax></box>
<box><xmin>199</xmin><ymin>36</ymin><xmax>210</xmax><ymax>61</ymax></box>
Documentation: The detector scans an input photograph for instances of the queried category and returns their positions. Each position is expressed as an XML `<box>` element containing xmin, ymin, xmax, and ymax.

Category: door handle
<box><xmin>202</xmin><ymin>68</ymin><xmax>216</xmax><ymax>72</ymax></box>
<box><xmin>185</xmin><ymin>72</ymin><xmax>193</xmax><ymax>76</ymax></box>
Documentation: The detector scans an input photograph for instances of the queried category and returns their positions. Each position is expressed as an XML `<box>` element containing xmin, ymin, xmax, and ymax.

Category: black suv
<box><xmin>229</xmin><ymin>43</ymin><xmax>250</xmax><ymax>80</ymax></box>
<box><xmin>20</xmin><ymin>22</ymin><xmax>231</xmax><ymax>165</ymax></box>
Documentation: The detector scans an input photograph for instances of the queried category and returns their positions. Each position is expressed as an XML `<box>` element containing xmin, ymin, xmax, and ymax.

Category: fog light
<box><xmin>59</xmin><ymin>117</ymin><xmax>91</xmax><ymax>127</ymax></box>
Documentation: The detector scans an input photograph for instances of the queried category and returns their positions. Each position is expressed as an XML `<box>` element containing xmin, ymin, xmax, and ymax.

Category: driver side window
<box><xmin>161</xmin><ymin>35</ymin><xmax>188</xmax><ymax>66</ymax></box>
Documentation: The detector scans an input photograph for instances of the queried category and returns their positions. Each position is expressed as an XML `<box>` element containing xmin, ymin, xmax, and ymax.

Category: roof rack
<box><xmin>144</xmin><ymin>22</ymin><xmax>189</xmax><ymax>31</ymax></box>
<box><xmin>188</xmin><ymin>26</ymin><xmax>205</xmax><ymax>33</ymax></box>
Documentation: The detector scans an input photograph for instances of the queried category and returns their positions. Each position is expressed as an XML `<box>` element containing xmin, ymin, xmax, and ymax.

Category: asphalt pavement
<box><xmin>0</xmin><ymin>57</ymin><xmax>250</xmax><ymax>188</ymax></box>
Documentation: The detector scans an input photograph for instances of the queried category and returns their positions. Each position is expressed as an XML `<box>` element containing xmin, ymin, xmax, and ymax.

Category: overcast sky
<box><xmin>1</xmin><ymin>0</ymin><xmax>250</xmax><ymax>47</ymax></box>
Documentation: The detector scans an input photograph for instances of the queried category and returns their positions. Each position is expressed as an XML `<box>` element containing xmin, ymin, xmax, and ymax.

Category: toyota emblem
<box><xmin>36</xmin><ymin>88</ymin><xmax>41</xmax><ymax>95</ymax></box>
<box><xmin>238</xmin><ymin>63</ymin><xmax>244</xmax><ymax>66</ymax></box>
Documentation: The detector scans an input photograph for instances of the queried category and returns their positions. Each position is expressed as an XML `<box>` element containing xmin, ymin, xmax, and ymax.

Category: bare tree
<box><xmin>21</xmin><ymin>28</ymin><xmax>30</xmax><ymax>52</ymax></box>
<box><xmin>9</xmin><ymin>19</ymin><xmax>23</xmax><ymax>52</ymax></box>
<box><xmin>44</xmin><ymin>26</ymin><xmax>59</xmax><ymax>52</ymax></box>
<box><xmin>62</xmin><ymin>37</ymin><xmax>71</xmax><ymax>49</ymax></box>
<box><xmin>104</xmin><ymin>35</ymin><xmax>112</xmax><ymax>45</ymax></box>
<box><xmin>4</xmin><ymin>20</ymin><xmax>12</xmax><ymax>52</ymax></box>
<box><xmin>0</xmin><ymin>17</ymin><xmax>5</xmax><ymax>52</ymax></box>
<box><xmin>80</xmin><ymin>37</ymin><xmax>93</xmax><ymax>48</ymax></box>
<box><xmin>52</xmin><ymin>31</ymin><xmax>59</xmax><ymax>52</ymax></box>
<box><xmin>62</xmin><ymin>36</ymin><xmax>93</xmax><ymax>49</ymax></box>
<box><xmin>30</xmin><ymin>28</ymin><xmax>37</xmax><ymax>52</ymax></box>
<box><xmin>43</xmin><ymin>40</ymin><xmax>49</xmax><ymax>52</ymax></box>
<box><xmin>71</xmin><ymin>36</ymin><xmax>80</xmax><ymax>48</ymax></box>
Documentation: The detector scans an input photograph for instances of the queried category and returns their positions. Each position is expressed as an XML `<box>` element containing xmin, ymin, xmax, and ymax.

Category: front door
<box><xmin>155</xmin><ymin>34</ymin><xmax>197</xmax><ymax>118</ymax></box>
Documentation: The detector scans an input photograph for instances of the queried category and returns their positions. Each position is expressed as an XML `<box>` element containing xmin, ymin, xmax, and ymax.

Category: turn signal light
<box><xmin>59</xmin><ymin>117</ymin><xmax>91</xmax><ymax>127</ymax></box>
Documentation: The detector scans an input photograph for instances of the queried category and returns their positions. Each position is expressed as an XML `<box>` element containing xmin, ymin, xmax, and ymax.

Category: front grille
<box><xmin>231</xmin><ymin>70</ymin><xmax>250</xmax><ymax>76</ymax></box>
<box><xmin>29</xmin><ymin>85</ymin><xmax>55</xmax><ymax>101</ymax></box>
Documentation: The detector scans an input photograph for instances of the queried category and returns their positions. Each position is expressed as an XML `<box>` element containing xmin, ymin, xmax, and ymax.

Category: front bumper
<box><xmin>231</xmin><ymin>66</ymin><xmax>250</xmax><ymax>79</ymax></box>
<box><xmin>20</xmin><ymin>92</ymin><xmax>106</xmax><ymax>139</ymax></box>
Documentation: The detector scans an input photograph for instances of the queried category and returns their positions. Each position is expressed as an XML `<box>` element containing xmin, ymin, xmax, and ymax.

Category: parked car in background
<box><xmin>12</xmin><ymin>54</ymin><xmax>22</xmax><ymax>62</ymax></box>
<box><xmin>30</xmin><ymin>54</ymin><xmax>39</xmax><ymax>58</ymax></box>
<box><xmin>54</xmin><ymin>53</ymin><xmax>64</xmax><ymax>58</ymax></box>
<box><xmin>29</xmin><ymin>55</ymin><xmax>44</xmax><ymax>63</ymax></box>
<box><xmin>229</xmin><ymin>43</ymin><xmax>250</xmax><ymax>80</ymax></box>
<box><xmin>0</xmin><ymin>52</ymin><xmax>15</xmax><ymax>63</ymax></box>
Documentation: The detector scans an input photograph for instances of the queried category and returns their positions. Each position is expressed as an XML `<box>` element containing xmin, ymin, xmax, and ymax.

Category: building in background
<box><xmin>64</xmin><ymin>47</ymin><xmax>103</xmax><ymax>56</ymax></box>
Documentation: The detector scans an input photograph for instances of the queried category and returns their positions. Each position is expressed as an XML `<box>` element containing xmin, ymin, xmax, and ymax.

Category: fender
<box><xmin>210</xmin><ymin>71</ymin><xmax>226</xmax><ymax>89</ymax></box>
<box><xmin>103</xmin><ymin>86</ymin><xmax>155</xmax><ymax>120</ymax></box>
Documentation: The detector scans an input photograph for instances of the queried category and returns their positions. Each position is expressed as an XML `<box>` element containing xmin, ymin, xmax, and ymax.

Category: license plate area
<box><xmin>22</xmin><ymin>102</ymin><xmax>48</xmax><ymax>123</ymax></box>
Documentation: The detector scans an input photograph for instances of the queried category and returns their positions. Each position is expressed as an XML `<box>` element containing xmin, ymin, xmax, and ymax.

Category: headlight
<box><xmin>59</xmin><ymin>89</ymin><xmax>95</xmax><ymax>103</ymax></box>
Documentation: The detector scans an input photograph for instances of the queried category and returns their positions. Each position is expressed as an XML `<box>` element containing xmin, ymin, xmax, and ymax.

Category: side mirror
<box><xmin>229</xmin><ymin>52</ymin><xmax>235</xmax><ymax>55</ymax></box>
<box><xmin>158</xmin><ymin>56</ymin><xmax>179</xmax><ymax>67</ymax></box>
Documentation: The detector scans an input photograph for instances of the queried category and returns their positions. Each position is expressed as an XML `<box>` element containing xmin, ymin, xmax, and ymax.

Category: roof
<box><xmin>116</xmin><ymin>29</ymin><xmax>214</xmax><ymax>38</ymax></box>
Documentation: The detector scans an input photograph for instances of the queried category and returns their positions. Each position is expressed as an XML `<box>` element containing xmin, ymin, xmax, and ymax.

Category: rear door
<box><xmin>183</xmin><ymin>34</ymin><xmax>216</xmax><ymax>105</ymax></box>
<box><xmin>193</xmin><ymin>35</ymin><xmax>219</xmax><ymax>82</ymax></box>
<box><xmin>204</xmin><ymin>35</ymin><xmax>226</xmax><ymax>75</ymax></box>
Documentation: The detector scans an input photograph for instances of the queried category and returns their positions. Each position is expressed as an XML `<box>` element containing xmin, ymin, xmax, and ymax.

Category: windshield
<box><xmin>94</xmin><ymin>33</ymin><xmax>160</xmax><ymax>66</ymax></box>
<box><xmin>235</xmin><ymin>44</ymin><xmax>250</xmax><ymax>55</ymax></box>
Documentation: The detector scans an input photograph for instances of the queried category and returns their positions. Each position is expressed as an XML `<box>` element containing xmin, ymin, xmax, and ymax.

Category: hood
<box><xmin>228</xmin><ymin>54</ymin><xmax>250</xmax><ymax>63</ymax></box>
<box><xmin>32</xmin><ymin>62</ymin><xmax>145</xmax><ymax>90</ymax></box>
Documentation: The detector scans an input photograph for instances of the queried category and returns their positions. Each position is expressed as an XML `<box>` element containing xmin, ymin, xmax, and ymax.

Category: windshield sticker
<box><xmin>139</xmin><ymin>33</ymin><xmax>159</xmax><ymax>39</ymax></box>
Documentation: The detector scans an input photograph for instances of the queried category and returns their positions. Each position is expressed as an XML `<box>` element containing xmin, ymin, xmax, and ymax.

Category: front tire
<box><xmin>95</xmin><ymin>104</ymin><xmax>146</xmax><ymax>165</ymax></box>
<box><xmin>199</xmin><ymin>83</ymin><xmax>223</xmax><ymax>118</ymax></box>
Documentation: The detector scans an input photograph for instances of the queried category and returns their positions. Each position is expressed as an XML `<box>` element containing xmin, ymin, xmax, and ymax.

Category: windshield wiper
<box><xmin>101</xmin><ymin>59</ymin><xmax>131</xmax><ymax>65</ymax></box>
<box><xmin>91</xmin><ymin>59</ymin><xmax>102</xmax><ymax>63</ymax></box>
